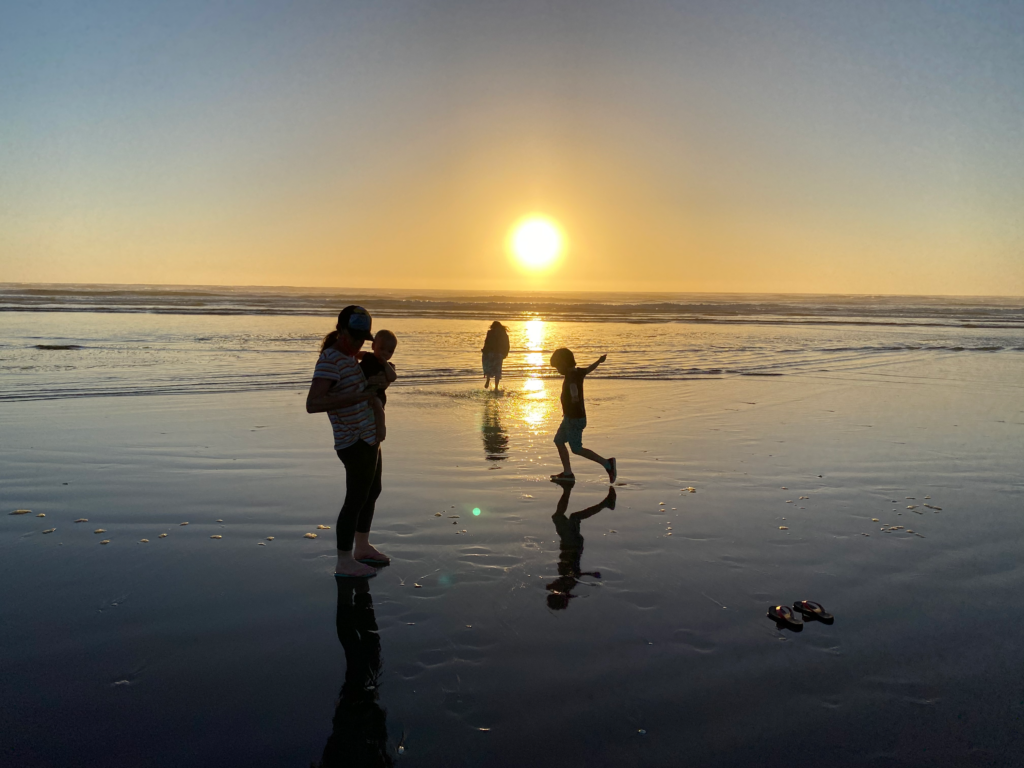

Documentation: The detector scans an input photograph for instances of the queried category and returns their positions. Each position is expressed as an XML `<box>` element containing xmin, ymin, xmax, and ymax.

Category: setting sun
<box><xmin>508</xmin><ymin>215</ymin><xmax>565</xmax><ymax>272</ymax></box>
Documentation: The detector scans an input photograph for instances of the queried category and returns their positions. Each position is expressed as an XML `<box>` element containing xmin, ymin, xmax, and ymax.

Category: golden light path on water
<box><xmin>518</xmin><ymin>319</ymin><xmax>550</xmax><ymax>430</ymax></box>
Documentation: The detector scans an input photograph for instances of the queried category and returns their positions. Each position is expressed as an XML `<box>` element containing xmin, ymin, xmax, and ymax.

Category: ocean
<box><xmin>3</xmin><ymin>284</ymin><xmax>1023</xmax><ymax>767</ymax></box>
<box><xmin>2</xmin><ymin>283</ymin><xmax>1021</xmax><ymax>401</ymax></box>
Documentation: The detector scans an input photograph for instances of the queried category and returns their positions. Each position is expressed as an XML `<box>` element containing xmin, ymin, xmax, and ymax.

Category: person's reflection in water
<box><xmin>481</xmin><ymin>395</ymin><xmax>509</xmax><ymax>461</ymax></box>
<box><xmin>316</xmin><ymin>579</ymin><xmax>393</xmax><ymax>768</ymax></box>
<box><xmin>546</xmin><ymin>484</ymin><xmax>616</xmax><ymax>610</ymax></box>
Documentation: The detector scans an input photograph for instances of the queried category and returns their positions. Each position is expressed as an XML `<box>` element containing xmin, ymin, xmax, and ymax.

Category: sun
<box><xmin>507</xmin><ymin>215</ymin><xmax>566</xmax><ymax>272</ymax></box>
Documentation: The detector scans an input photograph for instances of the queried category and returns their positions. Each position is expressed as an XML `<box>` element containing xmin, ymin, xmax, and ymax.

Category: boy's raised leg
<box><xmin>576</xmin><ymin>447</ymin><xmax>616</xmax><ymax>483</ymax></box>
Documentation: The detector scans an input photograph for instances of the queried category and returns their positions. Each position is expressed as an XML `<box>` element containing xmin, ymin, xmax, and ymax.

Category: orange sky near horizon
<box><xmin>1</xmin><ymin>2</ymin><xmax>1022</xmax><ymax>296</ymax></box>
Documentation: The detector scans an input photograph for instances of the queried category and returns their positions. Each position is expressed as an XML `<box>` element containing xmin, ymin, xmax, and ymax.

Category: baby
<box><xmin>358</xmin><ymin>330</ymin><xmax>398</xmax><ymax>443</ymax></box>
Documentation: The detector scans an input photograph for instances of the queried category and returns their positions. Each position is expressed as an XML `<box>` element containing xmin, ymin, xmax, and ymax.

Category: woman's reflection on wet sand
<box><xmin>315</xmin><ymin>579</ymin><xmax>393</xmax><ymax>768</ymax></box>
<box><xmin>481</xmin><ymin>395</ymin><xmax>509</xmax><ymax>461</ymax></box>
<box><xmin>546</xmin><ymin>484</ymin><xmax>616</xmax><ymax>610</ymax></box>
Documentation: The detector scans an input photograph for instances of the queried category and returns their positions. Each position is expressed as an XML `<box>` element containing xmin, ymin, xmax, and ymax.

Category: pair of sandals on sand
<box><xmin>767</xmin><ymin>601</ymin><xmax>834</xmax><ymax>629</ymax></box>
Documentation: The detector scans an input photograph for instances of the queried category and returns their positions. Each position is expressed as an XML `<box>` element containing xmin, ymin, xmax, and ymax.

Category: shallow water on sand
<box><xmin>1</xmin><ymin>355</ymin><xmax>1022</xmax><ymax>767</ymax></box>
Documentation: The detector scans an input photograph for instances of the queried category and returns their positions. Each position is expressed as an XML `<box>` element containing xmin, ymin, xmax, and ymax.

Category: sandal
<box><xmin>792</xmin><ymin>600</ymin><xmax>834</xmax><ymax>623</ymax></box>
<box><xmin>767</xmin><ymin>604</ymin><xmax>803</xmax><ymax>629</ymax></box>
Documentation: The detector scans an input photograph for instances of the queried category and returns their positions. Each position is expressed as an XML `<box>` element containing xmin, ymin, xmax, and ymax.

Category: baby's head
<box><xmin>549</xmin><ymin>347</ymin><xmax>576</xmax><ymax>374</ymax></box>
<box><xmin>372</xmin><ymin>330</ymin><xmax>398</xmax><ymax>361</ymax></box>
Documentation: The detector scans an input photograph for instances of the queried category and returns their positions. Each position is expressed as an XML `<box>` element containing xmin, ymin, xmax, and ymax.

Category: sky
<box><xmin>1</xmin><ymin>0</ymin><xmax>1022</xmax><ymax>295</ymax></box>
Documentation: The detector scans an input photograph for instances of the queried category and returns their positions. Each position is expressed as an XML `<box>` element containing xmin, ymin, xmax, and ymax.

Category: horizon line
<box><xmin>1</xmin><ymin>280</ymin><xmax>1021</xmax><ymax>302</ymax></box>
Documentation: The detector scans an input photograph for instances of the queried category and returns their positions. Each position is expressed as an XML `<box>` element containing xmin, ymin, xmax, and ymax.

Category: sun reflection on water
<box><xmin>518</xmin><ymin>375</ymin><xmax>551</xmax><ymax>429</ymax></box>
<box><xmin>524</xmin><ymin>319</ymin><xmax>546</xmax><ymax>352</ymax></box>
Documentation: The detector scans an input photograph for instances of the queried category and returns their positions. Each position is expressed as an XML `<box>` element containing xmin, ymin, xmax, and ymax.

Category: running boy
<box><xmin>549</xmin><ymin>348</ymin><xmax>616</xmax><ymax>483</ymax></box>
<box><xmin>358</xmin><ymin>330</ymin><xmax>398</xmax><ymax>443</ymax></box>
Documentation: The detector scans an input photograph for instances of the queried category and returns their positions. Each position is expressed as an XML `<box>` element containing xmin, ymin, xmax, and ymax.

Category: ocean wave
<box><xmin>1</xmin><ymin>284</ymin><xmax>1022</xmax><ymax>329</ymax></box>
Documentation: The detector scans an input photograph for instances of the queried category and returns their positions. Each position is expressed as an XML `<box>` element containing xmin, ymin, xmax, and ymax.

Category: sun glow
<box><xmin>508</xmin><ymin>216</ymin><xmax>565</xmax><ymax>272</ymax></box>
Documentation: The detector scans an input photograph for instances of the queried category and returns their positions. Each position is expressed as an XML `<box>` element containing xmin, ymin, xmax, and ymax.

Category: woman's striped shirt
<box><xmin>313</xmin><ymin>348</ymin><xmax>377</xmax><ymax>450</ymax></box>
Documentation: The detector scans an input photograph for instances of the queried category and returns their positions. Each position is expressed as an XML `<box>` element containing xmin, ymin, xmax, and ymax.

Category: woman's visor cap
<box><xmin>337</xmin><ymin>305</ymin><xmax>374</xmax><ymax>341</ymax></box>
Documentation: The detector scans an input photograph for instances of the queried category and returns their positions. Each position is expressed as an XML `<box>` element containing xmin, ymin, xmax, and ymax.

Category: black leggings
<box><xmin>335</xmin><ymin>440</ymin><xmax>382</xmax><ymax>551</ymax></box>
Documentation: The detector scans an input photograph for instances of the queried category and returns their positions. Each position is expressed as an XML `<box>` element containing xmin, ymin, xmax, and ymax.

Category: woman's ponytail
<box><xmin>320</xmin><ymin>329</ymin><xmax>339</xmax><ymax>353</ymax></box>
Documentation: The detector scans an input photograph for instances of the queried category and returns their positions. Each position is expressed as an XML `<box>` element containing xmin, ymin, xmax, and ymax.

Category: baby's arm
<box><xmin>382</xmin><ymin>360</ymin><xmax>397</xmax><ymax>384</ymax></box>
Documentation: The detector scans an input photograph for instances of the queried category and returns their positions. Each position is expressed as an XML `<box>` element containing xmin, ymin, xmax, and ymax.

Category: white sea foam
<box><xmin>1</xmin><ymin>285</ymin><xmax>1021</xmax><ymax>401</ymax></box>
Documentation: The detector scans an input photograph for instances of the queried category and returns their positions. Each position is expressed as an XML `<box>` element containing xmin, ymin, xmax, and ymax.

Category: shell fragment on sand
<box><xmin>799</xmin><ymin>496</ymin><xmax>809</xmax><ymax>500</ymax></box>
<box><xmin>871</xmin><ymin>518</ymin><xmax>879</xmax><ymax>522</ymax></box>
<box><xmin>210</xmin><ymin>535</ymin><xmax>222</xmax><ymax>539</ymax></box>
<box><xmin>158</xmin><ymin>533</ymin><xmax>167</xmax><ymax>538</ymax></box>
<box><xmin>100</xmin><ymin>540</ymin><xmax>110</xmax><ymax>545</ymax></box>
<box><xmin>216</xmin><ymin>519</ymin><xmax>223</xmax><ymax>523</ymax></box>
<box><xmin>304</xmin><ymin>533</ymin><xmax>318</xmax><ymax>539</ymax></box>
<box><xmin>75</xmin><ymin>518</ymin><xmax>88</xmax><ymax>523</ymax></box>
<box><xmin>266</xmin><ymin>537</ymin><xmax>274</xmax><ymax>541</ymax></box>
<box><xmin>258</xmin><ymin>542</ymin><xmax>266</xmax><ymax>546</ymax></box>
<box><xmin>180</xmin><ymin>522</ymin><xmax>189</xmax><ymax>526</ymax></box>
<box><xmin>11</xmin><ymin>509</ymin><xmax>31</xmax><ymax>515</ymax></box>
<box><xmin>42</xmin><ymin>528</ymin><xmax>56</xmax><ymax>534</ymax></box>
<box><xmin>779</xmin><ymin>526</ymin><xmax>789</xmax><ymax>530</ymax></box>
<box><xmin>36</xmin><ymin>513</ymin><xmax>46</xmax><ymax>518</ymax></box>
<box><xmin>316</xmin><ymin>525</ymin><xmax>331</xmax><ymax>529</ymax></box>
<box><xmin>140</xmin><ymin>539</ymin><xmax>149</xmax><ymax>543</ymax></box>
<box><xmin>414</xmin><ymin>583</ymin><xmax>422</xmax><ymax>588</ymax></box>
<box><xmin>434</xmin><ymin>512</ymin><xmax>442</xmax><ymax>517</ymax></box>
<box><xmin>94</xmin><ymin>529</ymin><xmax>106</xmax><ymax>534</ymax></box>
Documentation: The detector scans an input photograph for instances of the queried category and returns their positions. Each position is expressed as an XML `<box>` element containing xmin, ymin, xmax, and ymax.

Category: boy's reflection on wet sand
<box><xmin>316</xmin><ymin>579</ymin><xmax>393</xmax><ymax>768</ymax></box>
<box><xmin>546</xmin><ymin>484</ymin><xmax>616</xmax><ymax>610</ymax></box>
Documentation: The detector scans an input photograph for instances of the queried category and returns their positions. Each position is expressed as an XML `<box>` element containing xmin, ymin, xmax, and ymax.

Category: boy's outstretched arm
<box><xmin>583</xmin><ymin>354</ymin><xmax>607</xmax><ymax>375</ymax></box>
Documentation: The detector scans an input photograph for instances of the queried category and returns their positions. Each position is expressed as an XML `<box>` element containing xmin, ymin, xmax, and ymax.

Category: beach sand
<box><xmin>2</xmin><ymin>355</ymin><xmax>1022</xmax><ymax>767</ymax></box>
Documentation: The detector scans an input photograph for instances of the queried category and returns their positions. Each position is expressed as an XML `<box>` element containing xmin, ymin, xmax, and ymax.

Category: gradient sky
<box><xmin>2</xmin><ymin>1</ymin><xmax>1022</xmax><ymax>295</ymax></box>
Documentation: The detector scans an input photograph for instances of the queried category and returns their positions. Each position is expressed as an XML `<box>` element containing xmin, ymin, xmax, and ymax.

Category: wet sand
<box><xmin>1</xmin><ymin>355</ymin><xmax>1022</xmax><ymax>767</ymax></box>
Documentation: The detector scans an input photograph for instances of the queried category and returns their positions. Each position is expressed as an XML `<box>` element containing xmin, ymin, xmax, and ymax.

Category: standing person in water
<box><xmin>481</xmin><ymin>321</ymin><xmax>510</xmax><ymax>390</ymax></box>
<box><xmin>549</xmin><ymin>348</ymin><xmax>617</xmax><ymax>484</ymax></box>
<box><xmin>306</xmin><ymin>306</ymin><xmax>391</xmax><ymax>578</ymax></box>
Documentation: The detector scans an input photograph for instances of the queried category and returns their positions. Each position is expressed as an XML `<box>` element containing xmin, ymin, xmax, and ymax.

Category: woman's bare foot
<box><xmin>353</xmin><ymin>545</ymin><xmax>390</xmax><ymax>565</ymax></box>
<box><xmin>335</xmin><ymin>552</ymin><xmax>377</xmax><ymax>577</ymax></box>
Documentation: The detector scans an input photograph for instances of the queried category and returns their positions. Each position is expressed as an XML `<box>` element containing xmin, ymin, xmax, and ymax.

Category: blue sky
<box><xmin>2</xmin><ymin>0</ymin><xmax>1021</xmax><ymax>294</ymax></box>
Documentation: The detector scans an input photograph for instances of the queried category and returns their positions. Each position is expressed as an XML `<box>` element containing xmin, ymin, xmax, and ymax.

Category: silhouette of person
<box><xmin>546</xmin><ymin>484</ymin><xmax>616</xmax><ymax>610</ymax></box>
<box><xmin>481</xmin><ymin>321</ymin><xmax>510</xmax><ymax>390</ymax></box>
<box><xmin>481</xmin><ymin>396</ymin><xmax>509</xmax><ymax>461</ymax></box>
<box><xmin>315</xmin><ymin>579</ymin><xmax>394</xmax><ymax>768</ymax></box>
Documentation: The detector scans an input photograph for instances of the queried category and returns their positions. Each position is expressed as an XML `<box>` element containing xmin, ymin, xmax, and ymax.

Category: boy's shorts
<box><xmin>554</xmin><ymin>417</ymin><xmax>587</xmax><ymax>452</ymax></box>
